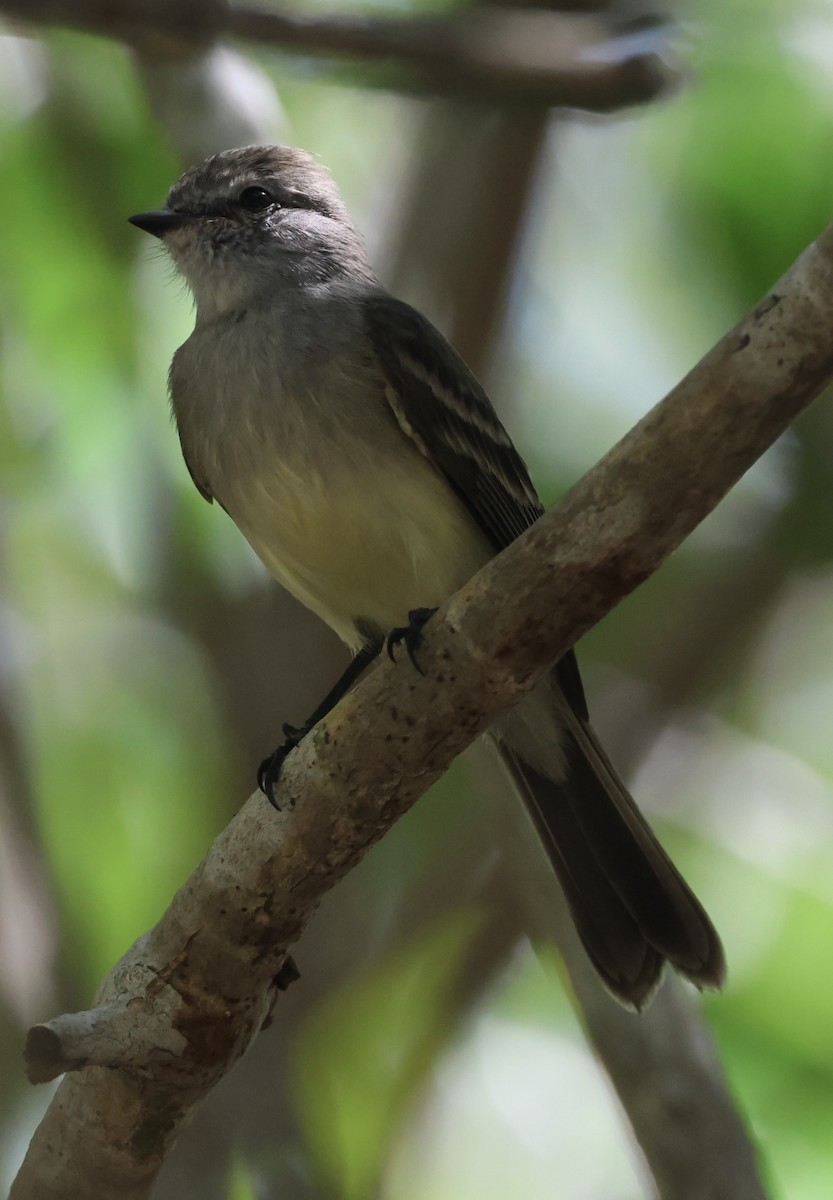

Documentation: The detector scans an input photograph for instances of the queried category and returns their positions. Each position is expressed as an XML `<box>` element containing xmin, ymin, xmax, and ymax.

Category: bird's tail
<box><xmin>492</xmin><ymin>671</ymin><xmax>725</xmax><ymax>1009</ymax></box>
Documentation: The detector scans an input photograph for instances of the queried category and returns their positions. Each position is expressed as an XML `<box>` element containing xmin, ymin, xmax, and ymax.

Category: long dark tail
<box><xmin>493</xmin><ymin>673</ymin><xmax>725</xmax><ymax>1009</ymax></box>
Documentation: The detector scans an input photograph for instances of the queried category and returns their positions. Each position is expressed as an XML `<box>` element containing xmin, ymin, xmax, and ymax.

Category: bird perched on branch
<box><xmin>129</xmin><ymin>144</ymin><xmax>725</xmax><ymax>1008</ymax></box>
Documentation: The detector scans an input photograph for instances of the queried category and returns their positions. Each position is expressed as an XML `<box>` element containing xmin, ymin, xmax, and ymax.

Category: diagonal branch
<box><xmin>12</xmin><ymin>225</ymin><xmax>833</xmax><ymax>1199</ymax></box>
<box><xmin>0</xmin><ymin>0</ymin><xmax>672</xmax><ymax>111</ymax></box>
<box><xmin>538</xmin><ymin>879</ymin><xmax>768</xmax><ymax>1200</ymax></box>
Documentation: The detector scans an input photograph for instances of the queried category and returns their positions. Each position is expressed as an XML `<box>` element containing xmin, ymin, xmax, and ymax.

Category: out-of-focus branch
<box><xmin>0</xmin><ymin>529</ymin><xmax>60</xmax><ymax>1024</ymax></box>
<box><xmin>555</xmin><ymin>914</ymin><xmax>768</xmax><ymax>1200</ymax></box>
<box><xmin>135</xmin><ymin>42</ymin><xmax>286</xmax><ymax>166</ymax></box>
<box><xmin>506</xmin><ymin>813</ymin><xmax>768</xmax><ymax>1200</ymax></box>
<box><xmin>1</xmin><ymin>0</ymin><xmax>673</xmax><ymax>111</ymax></box>
<box><xmin>582</xmin><ymin>984</ymin><xmax>766</xmax><ymax>1200</ymax></box>
<box><xmin>386</xmin><ymin>107</ymin><xmax>549</xmax><ymax>370</ymax></box>
<box><xmin>10</xmin><ymin>221</ymin><xmax>833</xmax><ymax>1200</ymax></box>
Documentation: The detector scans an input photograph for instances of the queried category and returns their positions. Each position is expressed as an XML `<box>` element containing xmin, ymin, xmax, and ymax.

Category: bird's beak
<box><xmin>128</xmin><ymin>209</ymin><xmax>191</xmax><ymax>238</ymax></box>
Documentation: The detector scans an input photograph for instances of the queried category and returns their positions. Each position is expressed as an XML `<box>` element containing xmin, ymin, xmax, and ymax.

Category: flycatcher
<box><xmin>129</xmin><ymin>145</ymin><xmax>725</xmax><ymax>1008</ymax></box>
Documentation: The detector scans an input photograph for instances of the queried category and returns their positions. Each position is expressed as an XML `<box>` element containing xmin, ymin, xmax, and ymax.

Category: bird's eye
<box><xmin>238</xmin><ymin>186</ymin><xmax>275</xmax><ymax>212</ymax></box>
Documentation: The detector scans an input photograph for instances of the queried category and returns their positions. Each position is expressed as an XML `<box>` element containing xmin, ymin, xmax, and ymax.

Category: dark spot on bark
<box><xmin>735</xmin><ymin>333</ymin><xmax>750</xmax><ymax>351</ymax></box>
<box><xmin>131</xmin><ymin>1103</ymin><xmax>183</xmax><ymax>1159</ymax></box>
<box><xmin>174</xmin><ymin>1005</ymin><xmax>240</xmax><ymax>1067</ymax></box>
<box><xmin>755</xmin><ymin>293</ymin><xmax>781</xmax><ymax>319</ymax></box>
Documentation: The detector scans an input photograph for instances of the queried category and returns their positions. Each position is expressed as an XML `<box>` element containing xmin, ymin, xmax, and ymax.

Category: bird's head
<box><xmin>129</xmin><ymin>145</ymin><xmax>374</xmax><ymax>319</ymax></box>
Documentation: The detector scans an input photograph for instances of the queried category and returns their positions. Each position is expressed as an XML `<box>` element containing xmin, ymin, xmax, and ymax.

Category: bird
<box><xmin>128</xmin><ymin>144</ymin><xmax>725</xmax><ymax>1008</ymax></box>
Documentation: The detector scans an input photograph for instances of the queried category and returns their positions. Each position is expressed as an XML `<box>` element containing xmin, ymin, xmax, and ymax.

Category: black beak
<box><xmin>128</xmin><ymin>209</ymin><xmax>191</xmax><ymax>238</ymax></box>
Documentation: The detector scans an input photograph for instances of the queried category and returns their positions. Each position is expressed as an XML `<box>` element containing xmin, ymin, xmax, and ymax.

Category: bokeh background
<box><xmin>2</xmin><ymin>0</ymin><xmax>833</xmax><ymax>1196</ymax></box>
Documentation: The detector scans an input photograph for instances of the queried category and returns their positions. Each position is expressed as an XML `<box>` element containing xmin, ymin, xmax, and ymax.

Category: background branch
<box><xmin>11</xmin><ymin>217</ymin><xmax>833</xmax><ymax>1200</ymax></box>
<box><xmin>1</xmin><ymin>0</ymin><xmax>673</xmax><ymax>111</ymax></box>
<box><xmin>525</xmin><ymin>868</ymin><xmax>768</xmax><ymax>1200</ymax></box>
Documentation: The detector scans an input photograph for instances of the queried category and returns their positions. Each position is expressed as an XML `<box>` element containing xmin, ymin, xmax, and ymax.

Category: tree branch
<box><xmin>527</xmin><ymin>862</ymin><xmax>769</xmax><ymax>1200</ymax></box>
<box><xmin>13</xmin><ymin>224</ymin><xmax>833</xmax><ymax>1198</ymax></box>
<box><xmin>0</xmin><ymin>0</ymin><xmax>673</xmax><ymax>111</ymax></box>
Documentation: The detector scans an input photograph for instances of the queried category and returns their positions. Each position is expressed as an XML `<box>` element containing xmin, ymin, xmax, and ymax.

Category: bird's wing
<box><xmin>363</xmin><ymin>294</ymin><xmax>544</xmax><ymax>551</ymax></box>
<box><xmin>362</xmin><ymin>293</ymin><xmax>588</xmax><ymax>720</ymax></box>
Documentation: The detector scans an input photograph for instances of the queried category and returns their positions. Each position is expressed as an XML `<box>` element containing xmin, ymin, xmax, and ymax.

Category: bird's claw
<box><xmin>257</xmin><ymin>722</ymin><xmax>307</xmax><ymax>809</ymax></box>
<box><xmin>385</xmin><ymin>607</ymin><xmax>438</xmax><ymax>675</ymax></box>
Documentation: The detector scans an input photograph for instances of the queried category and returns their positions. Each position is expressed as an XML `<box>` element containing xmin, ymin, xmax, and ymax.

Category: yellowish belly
<box><xmin>225</xmin><ymin>452</ymin><xmax>493</xmax><ymax>650</ymax></box>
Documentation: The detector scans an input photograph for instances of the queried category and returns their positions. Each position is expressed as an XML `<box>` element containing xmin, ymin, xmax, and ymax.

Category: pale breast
<box><xmin>170</xmin><ymin>299</ymin><xmax>493</xmax><ymax>649</ymax></box>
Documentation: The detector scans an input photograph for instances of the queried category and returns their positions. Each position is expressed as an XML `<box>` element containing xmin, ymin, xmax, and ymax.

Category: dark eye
<box><xmin>238</xmin><ymin>186</ymin><xmax>275</xmax><ymax>212</ymax></box>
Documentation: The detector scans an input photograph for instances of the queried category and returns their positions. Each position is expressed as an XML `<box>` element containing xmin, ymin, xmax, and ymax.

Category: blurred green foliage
<box><xmin>2</xmin><ymin>1</ymin><xmax>833</xmax><ymax>1197</ymax></box>
<box><xmin>295</xmin><ymin>907</ymin><xmax>490</xmax><ymax>1199</ymax></box>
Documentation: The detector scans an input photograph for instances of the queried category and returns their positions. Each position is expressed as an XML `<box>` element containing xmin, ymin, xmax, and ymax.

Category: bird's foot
<box><xmin>385</xmin><ymin>607</ymin><xmax>438</xmax><ymax>675</ymax></box>
<box><xmin>257</xmin><ymin>722</ymin><xmax>308</xmax><ymax>809</ymax></box>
